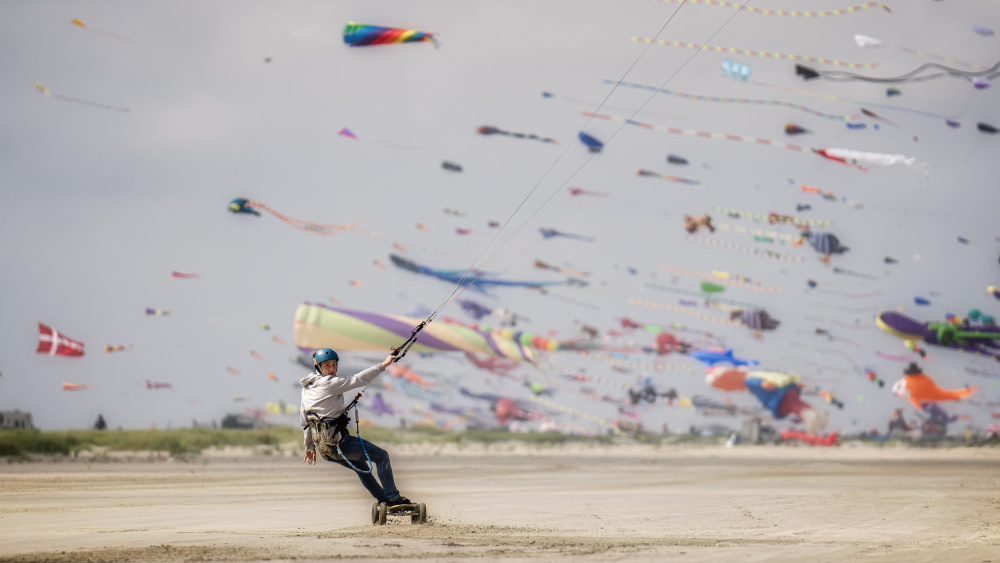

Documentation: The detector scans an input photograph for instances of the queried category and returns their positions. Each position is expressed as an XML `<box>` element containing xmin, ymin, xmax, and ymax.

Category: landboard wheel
<box><xmin>376</xmin><ymin>502</ymin><xmax>388</xmax><ymax>526</ymax></box>
<box><xmin>416</xmin><ymin>503</ymin><xmax>427</xmax><ymax>524</ymax></box>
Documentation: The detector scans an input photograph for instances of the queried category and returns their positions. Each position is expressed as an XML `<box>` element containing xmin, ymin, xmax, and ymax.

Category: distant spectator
<box><xmin>94</xmin><ymin>414</ymin><xmax>107</xmax><ymax>430</ymax></box>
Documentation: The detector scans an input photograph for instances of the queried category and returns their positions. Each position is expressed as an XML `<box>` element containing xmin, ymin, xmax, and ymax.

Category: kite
<box><xmin>251</xmin><ymin>351</ymin><xmax>264</xmax><ymax>360</ymax></box>
<box><xmin>817</xmin><ymin>391</ymin><xmax>845</xmax><ymax>409</ymax></box>
<box><xmin>227</xmin><ymin>198</ymin><xmax>370</xmax><ymax>237</ymax></box>
<box><xmin>793</xmin><ymin>59</ymin><xmax>1000</xmax><ymax>85</ymax></box>
<box><xmin>715</xmin><ymin>206</ymin><xmax>831</xmax><ymax>227</ymax></box>
<box><xmin>104</xmin><ymin>344</ymin><xmax>131</xmax><ymax>353</ymax></box>
<box><xmin>632</xmin><ymin>36</ymin><xmax>877</xmax><ymax>68</ymax></box>
<box><xmin>568</xmin><ymin>187</ymin><xmax>608</xmax><ymax>197</ymax></box>
<box><xmin>62</xmin><ymin>382</ymin><xmax>91</xmax><ymax>392</ymax></box>
<box><xmin>586</xmin><ymin>112</ymin><xmax>864</xmax><ymax>170</ymax></box>
<box><xmin>832</xmin><ymin>267</ymin><xmax>878</xmax><ymax>280</ymax></box>
<box><xmin>369</xmin><ymin>392</ymin><xmax>395</xmax><ymax>416</ymax></box>
<box><xmin>785</xmin><ymin>123</ymin><xmax>810</xmax><ymax>135</ymax></box>
<box><xmin>387</xmin><ymin>364</ymin><xmax>434</xmax><ymax>389</ymax></box>
<box><xmin>818</xmin><ymin>148</ymin><xmax>924</xmax><ymax>171</ymax></box>
<box><xmin>390</xmin><ymin>254</ymin><xmax>581</xmax><ymax>291</ymax></box>
<box><xmin>37</xmin><ymin>323</ymin><xmax>84</xmax><ymax>357</ymax></box>
<box><xmin>294</xmin><ymin>303</ymin><xmax>570</xmax><ymax>362</ymax></box>
<box><xmin>846</xmin><ymin>122</ymin><xmax>867</xmax><ymax>130</ymax></box>
<box><xmin>801</xmin><ymin>230</ymin><xmax>850</xmax><ymax>264</ymax></box>
<box><xmin>266</xmin><ymin>401</ymin><xmax>295</xmax><ymax>415</ymax></box>
<box><xmin>636</xmin><ymin>169</ymin><xmax>700</xmax><ymax>185</ymax></box>
<box><xmin>914</xmin><ymin>296</ymin><xmax>931</xmax><ymax>306</ymax></box>
<box><xmin>904</xmin><ymin>339</ymin><xmax>930</xmax><ymax>359</ymax></box>
<box><xmin>534</xmin><ymin>259</ymin><xmax>589</xmax><ymax>276</ymax></box>
<box><xmin>973</xmin><ymin>26</ymin><xmax>995</xmax><ymax>37</ymax></box>
<box><xmin>268</xmin><ymin>373</ymin><xmax>279</xmax><ymax>382</ymax></box>
<box><xmin>477</xmin><ymin>125</ymin><xmax>556</xmax><ymax>144</ymax></box>
<box><xmin>667</xmin><ymin>154</ymin><xmax>689</xmax><ymax>165</ymax></box>
<box><xmin>146</xmin><ymin>380</ymin><xmax>173</xmax><ymax>390</ymax></box>
<box><xmin>604</xmin><ymin>79</ymin><xmax>858</xmax><ymax>122</ymax></box>
<box><xmin>686</xmin><ymin>235</ymin><xmax>805</xmax><ymax>262</ymax></box>
<box><xmin>146</xmin><ymin>308</ymin><xmax>169</xmax><ymax>316</ymax></box>
<box><xmin>989</xmin><ymin>286</ymin><xmax>999</xmax><ymax>300</ymax></box>
<box><xmin>854</xmin><ymin>34</ymin><xmax>989</xmax><ymax>71</ymax></box>
<box><xmin>337</xmin><ymin>127</ymin><xmax>357</xmax><ymax>139</ymax></box>
<box><xmin>730</xmin><ymin>309</ymin><xmax>781</xmax><ymax>334</ymax></box>
<box><xmin>33</xmin><ymin>81</ymin><xmax>130</xmax><ymax>112</ymax></box>
<box><xmin>722</xmin><ymin>59</ymin><xmax>751</xmax><ymax>80</ymax></box>
<box><xmin>892</xmin><ymin>362</ymin><xmax>978</xmax><ymax>409</ymax></box>
<box><xmin>539</xmin><ymin>228</ymin><xmax>594</xmax><ymax>242</ymax></box>
<box><xmin>689</xmin><ymin>348</ymin><xmax>758</xmax><ymax>367</ymax></box>
<box><xmin>578</xmin><ymin>132</ymin><xmax>604</xmax><ymax>152</ymax></box>
<box><xmin>464</xmin><ymin>352</ymin><xmax>520</xmax><ymax>376</ymax></box>
<box><xmin>659</xmin><ymin>265</ymin><xmax>782</xmax><ymax>293</ymax></box>
<box><xmin>876</xmin><ymin>311</ymin><xmax>1000</xmax><ymax>362</ymax></box>
<box><xmin>653</xmin><ymin>0</ymin><xmax>891</xmax><ymax>17</ymax></box>
<box><xmin>755</xmin><ymin>80</ymin><xmax>957</xmax><ymax>121</ymax></box>
<box><xmin>744</xmin><ymin>371</ymin><xmax>813</xmax><ymax>420</ymax></box>
<box><xmin>337</xmin><ymin>127</ymin><xmax>420</xmax><ymax>149</ymax></box>
<box><xmin>705</xmin><ymin>366</ymin><xmax>749</xmax><ymax>391</ymax></box>
<box><xmin>862</xmin><ymin>108</ymin><xmax>899</xmax><ymax>128</ymax></box>
<box><xmin>862</xmin><ymin>368</ymin><xmax>886</xmax><ymax>388</ymax></box>
<box><xmin>886</xmin><ymin>88</ymin><xmax>901</xmax><ymax>97</ymax></box>
<box><xmin>683</xmin><ymin>214</ymin><xmax>714</xmax><ymax>233</ymax></box>
<box><xmin>226</xmin><ymin>367</ymin><xmax>242</xmax><ymax>375</ymax></box>
<box><xmin>781</xmin><ymin>429</ymin><xmax>839</xmax><ymax>446</ymax></box>
<box><xmin>979</xmin><ymin>123</ymin><xmax>999</xmax><ymax>134</ymax></box>
<box><xmin>171</xmin><ymin>271</ymin><xmax>199</xmax><ymax>279</ymax></box>
<box><xmin>343</xmin><ymin>22</ymin><xmax>438</xmax><ymax>47</ymax></box>
<box><xmin>946</xmin><ymin>120</ymin><xmax>962</xmax><ymax>128</ymax></box>
<box><xmin>442</xmin><ymin>161</ymin><xmax>462</xmax><ymax>172</ymax></box>
<box><xmin>701</xmin><ymin>281</ymin><xmax>725</xmax><ymax>294</ymax></box>
<box><xmin>70</xmin><ymin>18</ymin><xmax>134</xmax><ymax>42</ymax></box>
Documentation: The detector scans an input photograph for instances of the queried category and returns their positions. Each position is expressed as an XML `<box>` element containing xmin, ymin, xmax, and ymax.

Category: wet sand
<box><xmin>1</xmin><ymin>443</ymin><xmax>998</xmax><ymax>562</ymax></box>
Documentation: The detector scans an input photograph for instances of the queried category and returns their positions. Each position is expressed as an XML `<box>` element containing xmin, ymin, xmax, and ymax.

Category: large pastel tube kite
<box><xmin>294</xmin><ymin>303</ymin><xmax>560</xmax><ymax>362</ymax></box>
<box><xmin>343</xmin><ymin>22</ymin><xmax>437</xmax><ymax>47</ymax></box>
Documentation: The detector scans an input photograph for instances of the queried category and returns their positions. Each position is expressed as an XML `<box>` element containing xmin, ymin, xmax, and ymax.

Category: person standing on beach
<box><xmin>300</xmin><ymin>348</ymin><xmax>413</xmax><ymax>506</ymax></box>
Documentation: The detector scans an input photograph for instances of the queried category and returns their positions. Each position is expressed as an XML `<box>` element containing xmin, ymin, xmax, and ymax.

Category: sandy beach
<box><xmin>1</xmin><ymin>443</ymin><xmax>998</xmax><ymax>562</ymax></box>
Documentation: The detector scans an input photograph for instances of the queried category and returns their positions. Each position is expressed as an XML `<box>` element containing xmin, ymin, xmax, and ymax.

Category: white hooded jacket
<box><xmin>299</xmin><ymin>363</ymin><xmax>385</xmax><ymax>451</ymax></box>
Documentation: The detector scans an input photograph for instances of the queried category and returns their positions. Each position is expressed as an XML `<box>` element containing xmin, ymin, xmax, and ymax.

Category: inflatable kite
<box><xmin>892</xmin><ymin>362</ymin><xmax>978</xmax><ymax>409</ymax></box>
<box><xmin>390</xmin><ymin>254</ymin><xmax>580</xmax><ymax>291</ymax></box>
<box><xmin>36</xmin><ymin>323</ymin><xmax>84</xmax><ymax>357</ymax></box>
<box><xmin>744</xmin><ymin>371</ymin><xmax>813</xmax><ymax>420</ymax></box>
<box><xmin>689</xmin><ymin>348</ymin><xmax>758</xmax><ymax>367</ymax></box>
<box><xmin>705</xmin><ymin>366</ymin><xmax>748</xmax><ymax>391</ymax></box>
<box><xmin>800</xmin><ymin>230</ymin><xmax>849</xmax><ymax>263</ymax></box>
<box><xmin>730</xmin><ymin>309</ymin><xmax>781</xmax><ymax>333</ymax></box>
<box><xmin>578</xmin><ymin>132</ymin><xmax>604</xmax><ymax>152</ymax></box>
<box><xmin>369</xmin><ymin>392</ymin><xmax>395</xmax><ymax>416</ymax></box>
<box><xmin>876</xmin><ymin>310</ymin><xmax>1000</xmax><ymax>362</ymax></box>
<box><xmin>684</xmin><ymin>214</ymin><xmax>715</xmax><ymax>234</ymax></box>
<box><xmin>343</xmin><ymin>22</ymin><xmax>437</xmax><ymax>47</ymax></box>
<box><xmin>62</xmin><ymin>382</ymin><xmax>91</xmax><ymax>392</ymax></box>
<box><xmin>294</xmin><ymin>303</ymin><xmax>569</xmax><ymax>362</ymax></box>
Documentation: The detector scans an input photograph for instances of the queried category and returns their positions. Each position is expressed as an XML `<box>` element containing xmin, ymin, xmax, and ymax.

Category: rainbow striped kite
<box><xmin>343</xmin><ymin>22</ymin><xmax>437</xmax><ymax>47</ymax></box>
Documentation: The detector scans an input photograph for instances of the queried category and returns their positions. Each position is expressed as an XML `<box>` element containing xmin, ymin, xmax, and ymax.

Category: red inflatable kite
<box><xmin>37</xmin><ymin>323</ymin><xmax>84</xmax><ymax>357</ymax></box>
<box><xmin>892</xmin><ymin>362</ymin><xmax>977</xmax><ymax>409</ymax></box>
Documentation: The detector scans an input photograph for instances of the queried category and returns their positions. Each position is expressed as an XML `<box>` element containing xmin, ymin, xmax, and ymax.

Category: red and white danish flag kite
<box><xmin>36</xmin><ymin>323</ymin><xmax>85</xmax><ymax>357</ymax></box>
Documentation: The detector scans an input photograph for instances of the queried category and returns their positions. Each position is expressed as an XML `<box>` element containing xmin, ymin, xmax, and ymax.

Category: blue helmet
<box><xmin>313</xmin><ymin>348</ymin><xmax>339</xmax><ymax>369</ymax></box>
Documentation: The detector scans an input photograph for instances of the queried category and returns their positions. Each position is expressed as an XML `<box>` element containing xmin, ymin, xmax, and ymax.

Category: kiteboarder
<box><xmin>301</xmin><ymin>348</ymin><xmax>413</xmax><ymax>507</ymax></box>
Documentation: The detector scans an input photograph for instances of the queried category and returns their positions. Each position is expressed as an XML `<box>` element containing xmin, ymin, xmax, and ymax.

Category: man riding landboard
<box><xmin>301</xmin><ymin>348</ymin><xmax>413</xmax><ymax>507</ymax></box>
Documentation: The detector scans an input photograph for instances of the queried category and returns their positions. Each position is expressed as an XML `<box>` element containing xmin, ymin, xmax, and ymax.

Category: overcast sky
<box><xmin>2</xmin><ymin>0</ymin><xmax>998</xmax><ymax>434</ymax></box>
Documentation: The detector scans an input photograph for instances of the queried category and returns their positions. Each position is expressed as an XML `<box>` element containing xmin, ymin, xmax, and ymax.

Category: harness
<box><xmin>307</xmin><ymin>321</ymin><xmax>429</xmax><ymax>473</ymax></box>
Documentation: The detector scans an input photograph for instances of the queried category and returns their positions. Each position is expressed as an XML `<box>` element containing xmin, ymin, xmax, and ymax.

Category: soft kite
<box><xmin>226</xmin><ymin>367</ymin><xmax>242</xmax><ymax>375</ymax></box>
<box><xmin>62</xmin><ymin>382</ymin><xmax>91</xmax><ymax>392</ymax></box>
<box><xmin>578</xmin><ymin>132</ymin><xmax>604</xmax><ymax>152</ymax></box>
<box><xmin>730</xmin><ymin>309</ymin><xmax>781</xmax><ymax>334</ymax></box>
<box><xmin>343</xmin><ymin>22</ymin><xmax>438</xmax><ymax>47</ymax></box>
<box><xmin>228</xmin><ymin>198</ymin><xmax>369</xmax><ymax>236</ymax></box>
<box><xmin>294</xmin><ymin>303</ymin><xmax>568</xmax><ymax>362</ymax></box>
<box><xmin>539</xmin><ymin>228</ymin><xmax>594</xmax><ymax>242</ymax></box>
<box><xmin>667</xmin><ymin>154</ymin><xmax>689</xmax><ymax>165</ymax></box>
<box><xmin>145</xmin><ymin>308</ymin><xmax>169</xmax><ymax>316</ymax></box>
<box><xmin>892</xmin><ymin>362</ymin><xmax>977</xmax><ymax>409</ymax></box>
<box><xmin>785</xmin><ymin>123</ymin><xmax>810</xmax><ymax>135</ymax></box>
<box><xmin>146</xmin><ymin>380</ymin><xmax>173</xmax><ymax>390</ymax></box>
<box><xmin>684</xmin><ymin>214</ymin><xmax>715</xmax><ymax>233</ymax></box>
<box><xmin>701</xmin><ymin>281</ymin><xmax>725</xmax><ymax>294</ymax></box>
<box><xmin>442</xmin><ymin>161</ymin><xmax>462</xmax><ymax>172</ymax></box>
<box><xmin>876</xmin><ymin>311</ymin><xmax>1000</xmax><ymax>362</ymax></box>
<box><xmin>978</xmin><ymin>123</ymin><xmax>999</xmax><ymax>134</ymax></box>
<box><xmin>744</xmin><ymin>371</ymin><xmax>814</xmax><ymax>420</ymax></box>
<box><xmin>534</xmin><ymin>259</ymin><xmax>589</xmax><ymax>276</ymax></box>
<box><xmin>705</xmin><ymin>366</ymin><xmax>748</xmax><ymax>391</ymax></box>
<box><xmin>370</xmin><ymin>392</ymin><xmax>395</xmax><ymax>416</ymax></box>
<box><xmin>800</xmin><ymin>230</ymin><xmax>849</xmax><ymax>264</ymax></box>
<box><xmin>636</xmin><ymin>169</ymin><xmax>700</xmax><ymax>185</ymax></box>
<box><xmin>688</xmin><ymin>348</ymin><xmax>758</xmax><ymax>367</ymax></box>
<box><xmin>390</xmin><ymin>254</ymin><xmax>580</xmax><ymax>292</ymax></box>
<box><xmin>171</xmin><ymin>271</ymin><xmax>199</xmax><ymax>279</ymax></box>
<box><xmin>477</xmin><ymin>125</ymin><xmax>556</xmax><ymax>144</ymax></box>
<box><xmin>104</xmin><ymin>344</ymin><xmax>131</xmax><ymax>353</ymax></box>
<box><xmin>387</xmin><ymin>363</ymin><xmax>434</xmax><ymax>389</ymax></box>
<box><xmin>37</xmin><ymin>323</ymin><xmax>84</xmax><ymax>357</ymax></box>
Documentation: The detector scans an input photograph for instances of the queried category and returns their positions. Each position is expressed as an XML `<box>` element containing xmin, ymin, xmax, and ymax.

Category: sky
<box><xmin>1</xmin><ymin>0</ymin><xmax>998</xmax><ymax>435</ymax></box>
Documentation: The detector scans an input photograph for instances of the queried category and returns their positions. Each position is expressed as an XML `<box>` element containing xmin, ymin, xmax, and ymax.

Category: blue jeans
<box><xmin>327</xmin><ymin>434</ymin><xmax>400</xmax><ymax>502</ymax></box>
